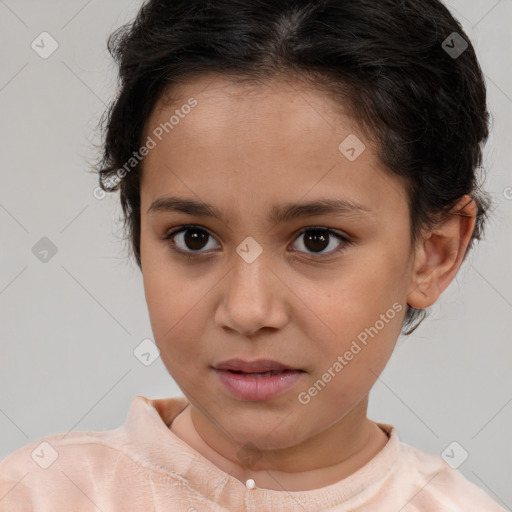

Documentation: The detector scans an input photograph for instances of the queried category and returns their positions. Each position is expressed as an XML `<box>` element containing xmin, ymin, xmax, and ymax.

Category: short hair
<box><xmin>94</xmin><ymin>0</ymin><xmax>491</xmax><ymax>335</ymax></box>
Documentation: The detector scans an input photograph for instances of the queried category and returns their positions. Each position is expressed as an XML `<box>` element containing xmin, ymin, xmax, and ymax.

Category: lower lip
<box><xmin>214</xmin><ymin>369</ymin><xmax>304</xmax><ymax>401</ymax></box>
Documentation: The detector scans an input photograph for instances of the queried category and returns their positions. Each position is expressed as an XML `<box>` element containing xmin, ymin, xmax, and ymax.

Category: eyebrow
<box><xmin>147</xmin><ymin>196</ymin><xmax>374</xmax><ymax>225</ymax></box>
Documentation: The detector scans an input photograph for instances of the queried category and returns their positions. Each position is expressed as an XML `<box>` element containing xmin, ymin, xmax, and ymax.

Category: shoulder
<box><xmin>396</xmin><ymin>440</ymin><xmax>506</xmax><ymax>511</ymax></box>
<box><xmin>0</xmin><ymin>428</ymin><xmax>125</xmax><ymax>476</ymax></box>
<box><xmin>0</xmin><ymin>429</ymin><xmax>132</xmax><ymax>510</ymax></box>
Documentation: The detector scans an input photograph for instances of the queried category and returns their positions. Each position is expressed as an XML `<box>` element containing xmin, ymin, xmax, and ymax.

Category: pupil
<box><xmin>305</xmin><ymin>230</ymin><xmax>328</xmax><ymax>252</ymax></box>
<box><xmin>185</xmin><ymin>229</ymin><xmax>208</xmax><ymax>250</ymax></box>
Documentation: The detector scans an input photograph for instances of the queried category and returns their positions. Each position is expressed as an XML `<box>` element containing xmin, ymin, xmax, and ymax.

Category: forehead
<box><xmin>140</xmin><ymin>73</ymin><xmax>408</xmax><ymax>222</ymax></box>
<box><xmin>146</xmin><ymin>73</ymin><xmax>350</xmax><ymax>144</ymax></box>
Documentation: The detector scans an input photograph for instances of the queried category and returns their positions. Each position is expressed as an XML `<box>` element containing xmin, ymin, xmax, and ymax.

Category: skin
<box><xmin>138</xmin><ymin>73</ymin><xmax>476</xmax><ymax>491</ymax></box>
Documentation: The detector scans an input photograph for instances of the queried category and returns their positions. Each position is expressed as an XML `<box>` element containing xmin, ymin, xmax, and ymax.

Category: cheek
<box><xmin>141</xmin><ymin>233</ymin><xmax>180</xmax><ymax>321</ymax></box>
<box><xmin>305</xmin><ymin>259</ymin><xmax>404</xmax><ymax>378</ymax></box>
<box><xmin>141</xmin><ymin>260</ymin><xmax>184</xmax><ymax>348</ymax></box>
<box><xmin>141</xmin><ymin>259</ymin><xmax>209</xmax><ymax>372</ymax></box>
<box><xmin>312</xmin><ymin>261</ymin><xmax>400</xmax><ymax>329</ymax></box>
<box><xmin>145</xmin><ymin>281</ymin><xmax>207</xmax><ymax>376</ymax></box>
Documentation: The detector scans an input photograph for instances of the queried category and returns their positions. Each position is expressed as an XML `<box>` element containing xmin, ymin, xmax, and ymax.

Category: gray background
<box><xmin>0</xmin><ymin>0</ymin><xmax>511</xmax><ymax>508</ymax></box>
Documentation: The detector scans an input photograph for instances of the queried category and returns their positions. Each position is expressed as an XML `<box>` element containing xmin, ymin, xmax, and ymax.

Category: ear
<box><xmin>407</xmin><ymin>195</ymin><xmax>477</xmax><ymax>309</ymax></box>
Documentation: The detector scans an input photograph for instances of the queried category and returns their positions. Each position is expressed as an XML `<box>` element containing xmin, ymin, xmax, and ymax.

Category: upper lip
<box><xmin>213</xmin><ymin>358</ymin><xmax>301</xmax><ymax>373</ymax></box>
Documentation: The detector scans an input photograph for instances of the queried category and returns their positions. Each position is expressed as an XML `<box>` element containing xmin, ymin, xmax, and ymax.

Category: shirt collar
<box><xmin>115</xmin><ymin>395</ymin><xmax>400</xmax><ymax>511</ymax></box>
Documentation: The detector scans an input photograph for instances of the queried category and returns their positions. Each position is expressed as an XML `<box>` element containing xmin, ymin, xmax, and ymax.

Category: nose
<box><xmin>214</xmin><ymin>252</ymin><xmax>289</xmax><ymax>337</ymax></box>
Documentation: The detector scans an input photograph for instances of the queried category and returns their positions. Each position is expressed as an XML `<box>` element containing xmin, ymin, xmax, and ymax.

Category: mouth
<box><xmin>212</xmin><ymin>358</ymin><xmax>304</xmax><ymax>374</ymax></box>
<box><xmin>212</xmin><ymin>359</ymin><xmax>305</xmax><ymax>401</ymax></box>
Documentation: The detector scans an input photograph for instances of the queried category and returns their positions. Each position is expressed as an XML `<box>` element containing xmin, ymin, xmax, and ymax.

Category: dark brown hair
<box><xmin>94</xmin><ymin>0</ymin><xmax>492</xmax><ymax>335</ymax></box>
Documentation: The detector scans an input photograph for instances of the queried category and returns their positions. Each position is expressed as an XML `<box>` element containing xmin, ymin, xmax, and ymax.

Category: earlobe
<box><xmin>407</xmin><ymin>195</ymin><xmax>477</xmax><ymax>310</ymax></box>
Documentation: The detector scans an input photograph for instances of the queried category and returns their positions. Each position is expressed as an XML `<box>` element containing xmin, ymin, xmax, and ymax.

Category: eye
<box><xmin>162</xmin><ymin>225</ymin><xmax>353</xmax><ymax>259</ymax></box>
<box><xmin>162</xmin><ymin>225</ymin><xmax>220</xmax><ymax>258</ymax></box>
<box><xmin>290</xmin><ymin>227</ymin><xmax>352</xmax><ymax>258</ymax></box>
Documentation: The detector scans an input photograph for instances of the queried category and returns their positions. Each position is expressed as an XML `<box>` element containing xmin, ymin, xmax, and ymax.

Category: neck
<box><xmin>169</xmin><ymin>401</ymin><xmax>389</xmax><ymax>491</ymax></box>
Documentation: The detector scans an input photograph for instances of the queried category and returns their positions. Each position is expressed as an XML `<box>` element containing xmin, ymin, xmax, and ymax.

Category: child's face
<box><xmin>139</xmin><ymin>74</ymin><xmax>417</xmax><ymax>451</ymax></box>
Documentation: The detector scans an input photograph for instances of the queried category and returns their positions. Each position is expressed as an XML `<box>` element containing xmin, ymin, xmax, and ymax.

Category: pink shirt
<box><xmin>0</xmin><ymin>395</ymin><xmax>506</xmax><ymax>511</ymax></box>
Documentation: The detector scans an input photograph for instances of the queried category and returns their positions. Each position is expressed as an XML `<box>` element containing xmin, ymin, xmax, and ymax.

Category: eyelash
<box><xmin>161</xmin><ymin>224</ymin><xmax>353</xmax><ymax>260</ymax></box>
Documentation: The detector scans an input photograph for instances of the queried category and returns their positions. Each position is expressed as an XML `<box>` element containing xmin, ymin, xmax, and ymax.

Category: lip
<box><xmin>213</xmin><ymin>358</ymin><xmax>301</xmax><ymax>373</ymax></box>
<box><xmin>214</xmin><ymin>369</ymin><xmax>304</xmax><ymax>401</ymax></box>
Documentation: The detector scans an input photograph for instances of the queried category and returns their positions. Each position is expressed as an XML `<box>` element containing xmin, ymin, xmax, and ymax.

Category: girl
<box><xmin>1</xmin><ymin>0</ymin><xmax>506</xmax><ymax>510</ymax></box>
